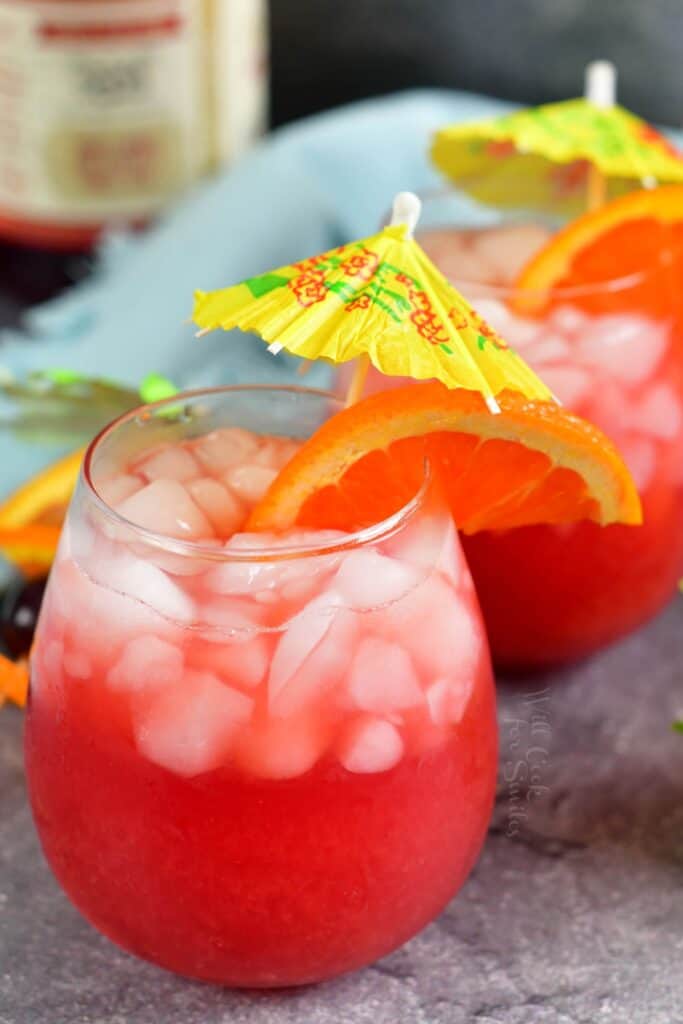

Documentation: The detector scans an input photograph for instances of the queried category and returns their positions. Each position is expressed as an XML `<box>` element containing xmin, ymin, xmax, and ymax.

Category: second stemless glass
<box><xmin>25</xmin><ymin>385</ymin><xmax>497</xmax><ymax>987</ymax></box>
<box><xmin>343</xmin><ymin>192</ymin><xmax>683</xmax><ymax>667</ymax></box>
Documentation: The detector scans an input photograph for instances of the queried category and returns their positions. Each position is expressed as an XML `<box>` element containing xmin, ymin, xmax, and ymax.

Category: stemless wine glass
<box><xmin>339</xmin><ymin>191</ymin><xmax>683</xmax><ymax>668</ymax></box>
<box><xmin>25</xmin><ymin>385</ymin><xmax>497</xmax><ymax>987</ymax></box>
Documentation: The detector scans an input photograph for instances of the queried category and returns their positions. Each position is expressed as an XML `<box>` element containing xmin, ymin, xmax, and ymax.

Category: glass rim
<box><xmin>415</xmin><ymin>185</ymin><xmax>680</xmax><ymax>301</ymax></box>
<box><xmin>82</xmin><ymin>383</ymin><xmax>432</xmax><ymax>563</ymax></box>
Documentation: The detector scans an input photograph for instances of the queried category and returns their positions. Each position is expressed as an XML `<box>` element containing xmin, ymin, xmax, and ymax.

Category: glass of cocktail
<box><xmin>25</xmin><ymin>385</ymin><xmax>497</xmax><ymax>987</ymax></box>
<box><xmin>340</xmin><ymin>189</ymin><xmax>683</xmax><ymax>667</ymax></box>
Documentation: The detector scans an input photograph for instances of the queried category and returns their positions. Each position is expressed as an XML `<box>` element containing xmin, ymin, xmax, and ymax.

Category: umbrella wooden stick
<box><xmin>584</xmin><ymin>60</ymin><xmax>616</xmax><ymax>212</ymax></box>
<box><xmin>344</xmin><ymin>354</ymin><xmax>370</xmax><ymax>406</ymax></box>
<box><xmin>344</xmin><ymin>191</ymin><xmax>423</xmax><ymax>407</ymax></box>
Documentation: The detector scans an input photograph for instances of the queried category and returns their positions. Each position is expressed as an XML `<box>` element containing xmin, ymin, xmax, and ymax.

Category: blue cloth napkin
<box><xmin>2</xmin><ymin>87</ymin><xmax>679</xmax><ymax>498</ymax></box>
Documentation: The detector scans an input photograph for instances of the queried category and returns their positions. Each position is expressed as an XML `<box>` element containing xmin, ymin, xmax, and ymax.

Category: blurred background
<box><xmin>270</xmin><ymin>0</ymin><xmax>683</xmax><ymax>128</ymax></box>
<box><xmin>1</xmin><ymin>0</ymin><xmax>682</xmax><ymax>325</ymax></box>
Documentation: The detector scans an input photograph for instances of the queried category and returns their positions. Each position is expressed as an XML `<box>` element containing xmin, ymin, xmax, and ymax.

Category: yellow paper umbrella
<box><xmin>431</xmin><ymin>62</ymin><xmax>683</xmax><ymax>216</ymax></box>
<box><xmin>193</xmin><ymin>192</ymin><xmax>555</xmax><ymax>413</ymax></box>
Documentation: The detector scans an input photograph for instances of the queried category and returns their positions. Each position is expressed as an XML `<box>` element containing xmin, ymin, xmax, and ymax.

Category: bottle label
<box><xmin>0</xmin><ymin>0</ymin><xmax>267</xmax><ymax>225</ymax></box>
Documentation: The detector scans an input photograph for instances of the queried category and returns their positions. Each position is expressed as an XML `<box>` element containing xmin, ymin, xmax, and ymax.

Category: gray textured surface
<box><xmin>1</xmin><ymin>602</ymin><xmax>682</xmax><ymax>1024</ymax></box>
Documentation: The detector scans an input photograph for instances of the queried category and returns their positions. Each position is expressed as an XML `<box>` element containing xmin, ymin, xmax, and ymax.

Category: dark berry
<box><xmin>1</xmin><ymin>576</ymin><xmax>47</xmax><ymax>658</ymax></box>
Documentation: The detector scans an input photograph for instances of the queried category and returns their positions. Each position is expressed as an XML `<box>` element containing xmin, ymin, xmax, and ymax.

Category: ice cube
<box><xmin>207</xmin><ymin>530</ymin><xmax>344</xmax><ymax>597</ymax></box>
<box><xmin>426</xmin><ymin>676</ymin><xmax>473</xmax><ymax>727</ymax></box>
<box><xmin>252</xmin><ymin>439</ymin><xmax>288</xmax><ymax>470</ymax></box>
<box><xmin>337</xmin><ymin>716</ymin><xmax>404</xmax><ymax>774</ymax></box>
<box><xmin>471</xmin><ymin>223</ymin><xmax>551</xmax><ymax>284</ymax></box>
<box><xmin>43</xmin><ymin>638</ymin><xmax>64</xmax><ymax>678</ymax></box>
<box><xmin>51</xmin><ymin>559</ymin><xmax>179</xmax><ymax>665</ymax></box>
<box><xmin>269</xmin><ymin>608</ymin><xmax>357</xmax><ymax>717</ymax></box>
<box><xmin>135</xmin><ymin>670</ymin><xmax>252</xmax><ymax>777</ymax></box>
<box><xmin>502</xmin><ymin>314</ymin><xmax>543</xmax><ymax>350</ymax></box>
<box><xmin>619</xmin><ymin>437</ymin><xmax>656</xmax><ymax>491</ymax></box>
<box><xmin>280</xmin><ymin>575</ymin><xmax>319</xmax><ymax>605</ymax></box>
<box><xmin>526</xmin><ymin>334</ymin><xmax>571</xmax><ymax>366</ymax></box>
<box><xmin>238</xmin><ymin>714</ymin><xmax>325</xmax><ymax>779</ymax></box>
<box><xmin>29</xmin><ymin>634</ymin><xmax>63</xmax><ymax>700</ymax></box>
<box><xmin>632</xmin><ymin>382</ymin><xmax>683</xmax><ymax>440</ymax></box>
<box><xmin>58</xmin><ymin>515</ymin><xmax>97</xmax><ymax>569</ymax></box>
<box><xmin>578</xmin><ymin>315</ymin><xmax>668</xmax><ymax>384</ymax></box>
<box><xmin>199</xmin><ymin>596</ymin><xmax>264</xmax><ymax>637</ymax></box>
<box><xmin>458</xmin><ymin>251</ymin><xmax>499</xmax><ymax>287</ymax></box>
<box><xmin>419</xmin><ymin>228</ymin><xmax>477</xmax><ymax>286</ymax></box>
<box><xmin>187</xmin><ymin>477</ymin><xmax>246</xmax><ymax>537</ymax></box>
<box><xmin>63</xmin><ymin>650</ymin><xmax>92</xmax><ymax>680</ymax></box>
<box><xmin>379</xmin><ymin>575</ymin><xmax>481</xmax><ymax>683</ymax></box>
<box><xmin>193</xmin><ymin>427</ymin><xmax>260</xmax><ymax>475</ymax></box>
<box><xmin>384</xmin><ymin>511</ymin><xmax>463</xmax><ymax>586</ymax></box>
<box><xmin>537</xmin><ymin>365</ymin><xmax>591</xmax><ymax>408</ymax></box>
<box><xmin>116</xmin><ymin>479</ymin><xmax>214</xmax><ymax>540</ymax></box>
<box><xmin>135</xmin><ymin>445</ymin><xmax>201</xmax><ymax>484</ymax></box>
<box><xmin>107</xmin><ymin>634</ymin><xmax>183</xmax><ymax>693</ymax></box>
<box><xmin>206</xmin><ymin>540</ymin><xmax>281</xmax><ymax>596</ymax></box>
<box><xmin>192</xmin><ymin>634</ymin><xmax>271</xmax><ymax>691</ymax></box>
<box><xmin>128</xmin><ymin>542</ymin><xmax>219</xmax><ymax>580</ymax></box>
<box><xmin>223</xmin><ymin>464</ymin><xmax>278</xmax><ymax>505</ymax></box>
<box><xmin>268</xmin><ymin>590</ymin><xmax>343</xmax><ymax>705</ymax></box>
<box><xmin>588</xmin><ymin>379</ymin><xmax>631</xmax><ymax>439</ymax></box>
<box><xmin>333</xmin><ymin>549</ymin><xmax>422</xmax><ymax>609</ymax></box>
<box><xmin>92</xmin><ymin>554</ymin><xmax>196</xmax><ymax>624</ymax></box>
<box><xmin>96</xmin><ymin>474</ymin><xmax>144</xmax><ymax>508</ymax></box>
<box><xmin>550</xmin><ymin>305</ymin><xmax>588</xmax><ymax>335</ymax></box>
<box><xmin>348</xmin><ymin>636</ymin><xmax>423</xmax><ymax>713</ymax></box>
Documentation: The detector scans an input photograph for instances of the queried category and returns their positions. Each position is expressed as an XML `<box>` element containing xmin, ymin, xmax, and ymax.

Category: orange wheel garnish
<box><xmin>0</xmin><ymin>447</ymin><xmax>83</xmax><ymax>530</ymax></box>
<box><xmin>0</xmin><ymin>653</ymin><xmax>29</xmax><ymax>708</ymax></box>
<box><xmin>0</xmin><ymin>448</ymin><xmax>82</xmax><ymax>576</ymax></box>
<box><xmin>513</xmin><ymin>185</ymin><xmax>683</xmax><ymax>316</ymax></box>
<box><xmin>247</xmin><ymin>383</ymin><xmax>641</xmax><ymax>535</ymax></box>
<box><xmin>0</xmin><ymin>524</ymin><xmax>63</xmax><ymax>576</ymax></box>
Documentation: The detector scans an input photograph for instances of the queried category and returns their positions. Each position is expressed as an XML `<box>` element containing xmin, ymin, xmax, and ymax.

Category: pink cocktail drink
<box><xmin>26</xmin><ymin>386</ymin><xmax>497</xmax><ymax>986</ymax></box>
<box><xmin>344</xmin><ymin>216</ymin><xmax>683</xmax><ymax>666</ymax></box>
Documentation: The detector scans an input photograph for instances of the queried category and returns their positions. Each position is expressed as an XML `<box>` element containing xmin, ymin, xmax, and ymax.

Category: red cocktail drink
<box><xmin>26</xmin><ymin>386</ymin><xmax>497</xmax><ymax>985</ymax></box>
<box><xmin>343</xmin><ymin>204</ymin><xmax>683</xmax><ymax>667</ymax></box>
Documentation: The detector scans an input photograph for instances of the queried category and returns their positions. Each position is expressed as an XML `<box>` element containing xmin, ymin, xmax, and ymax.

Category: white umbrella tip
<box><xmin>391</xmin><ymin>192</ymin><xmax>422</xmax><ymax>238</ymax></box>
<box><xmin>585</xmin><ymin>60</ymin><xmax>617</xmax><ymax>108</ymax></box>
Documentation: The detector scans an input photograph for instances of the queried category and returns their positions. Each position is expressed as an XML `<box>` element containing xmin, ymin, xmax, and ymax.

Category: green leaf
<box><xmin>139</xmin><ymin>374</ymin><xmax>178</xmax><ymax>404</ymax></box>
<box><xmin>673</xmin><ymin>721</ymin><xmax>683</xmax><ymax>734</ymax></box>
<box><xmin>42</xmin><ymin>368</ymin><xmax>89</xmax><ymax>385</ymax></box>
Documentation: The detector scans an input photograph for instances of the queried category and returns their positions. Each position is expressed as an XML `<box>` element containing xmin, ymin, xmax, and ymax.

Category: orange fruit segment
<box><xmin>0</xmin><ymin>524</ymin><xmax>63</xmax><ymax>576</ymax></box>
<box><xmin>0</xmin><ymin>447</ymin><xmax>82</xmax><ymax>576</ymax></box>
<box><xmin>247</xmin><ymin>383</ymin><xmax>641</xmax><ymax>535</ymax></box>
<box><xmin>0</xmin><ymin>447</ymin><xmax>83</xmax><ymax>530</ymax></box>
<box><xmin>513</xmin><ymin>185</ymin><xmax>683</xmax><ymax>316</ymax></box>
<box><xmin>0</xmin><ymin>653</ymin><xmax>29</xmax><ymax>708</ymax></box>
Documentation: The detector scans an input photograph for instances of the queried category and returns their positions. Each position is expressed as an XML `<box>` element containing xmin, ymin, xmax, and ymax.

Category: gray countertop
<box><xmin>2</xmin><ymin>602</ymin><xmax>682</xmax><ymax>1024</ymax></box>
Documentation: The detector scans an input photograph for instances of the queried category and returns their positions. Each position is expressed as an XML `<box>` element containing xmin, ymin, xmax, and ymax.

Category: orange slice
<box><xmin>0</xmin><ymin>653</ymin><xmax>29</xmax><ymax>708</ymax></box>
<box><xmin>513</xmin><ymin>185</ymin><xmax>683</xmax><ymax>316</ymax></box>
<box><xmin>247</xmin><ymin>383</ymin><xmax>641</xmax><ymax>535</ymax></box>
<box><xmin>0</xmin><ymin>447</ymin><xmax>83</xmax><ymax>530</ymax></box>
<box><xmin>0</xmin><ymin>524</ymin><xmax>63</xmax><ymax>576</ymax></box>
<box><xmin>0</xmin><ymin>448</ymin><xmax>82</xmax><ymax>576</ymax></box>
